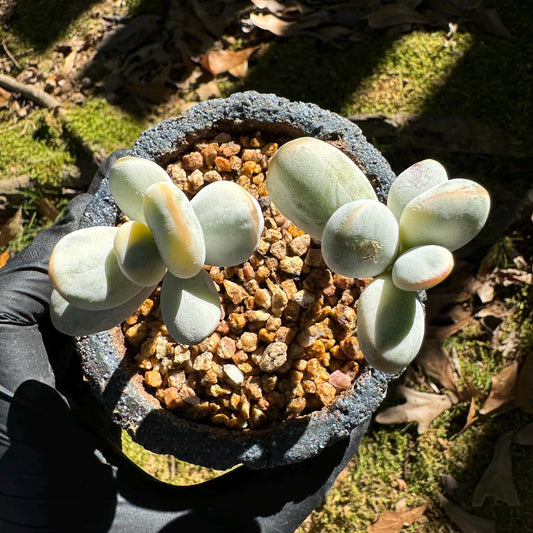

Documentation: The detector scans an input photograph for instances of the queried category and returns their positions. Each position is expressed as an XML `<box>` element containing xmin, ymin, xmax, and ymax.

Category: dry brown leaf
<box><xmin>195</xmin><ymin>80</ymin><xmax>221</xmax><ymax>101</ymax></box>
<box><xmin>515</xmin><ymin>353</ymin><xmax>533</xmax><ymax>414</ymax></box>
<box><xmin>0</xmin><ymin>208</ymin><xmax>23</xmax><ymax>246</ymax></box>
<box><xmin>439</xmin><ymin>493</ymin><xmax>497</xmax><ymax>533</ymax></box>
<box><xmin>417</xmin><ymin>336</ymin><xmax>460</xmax><ymax>394</ymax></box>
<box><xmin>475</xmin><ymin>301</ymin><xmax>512</xmax><ymax>320</ymax></box>
<box><xmin>249</xmin><ymin>12</ymin><xmax>296</xmax><ymax>36</ymax></box>
<box><xmin>472</xmin><ymin>431</ymin><xmax>520</xmax><ymax>507</ymax></box>
<box><xmin>473</xmin><ymin>9</ymin><xmax>512</xmax><ymax>39</ymax></box>
<box><xmin>479</xmin><ymin>360</ymin><xmax>519</xmax><ymax>415</ymax></box>
<box><xmin>201</xmin><ymin>46</ymin><xmax>259</xmax><ymax>77</ymax></box>
<box><xmin>365</xmin><ymin>3</ymin><xmax>430</xmax><ymax>29</ymax></box>
<box><xmin>464</xmin><ymin>397</ymin><xmax>478</xmax><ymax>429</ymax></box>
<box><xmin>0</xmin><ymin>250</ymin><xmax>10</xmax><ymax>269</ymax></box>
<box><xmin>60</xmin><ymin>49</ymin><xmax>78</xmax><ymax>78</ymax></box>
<box><xmin>496</xmin><ymin>267</ymin><xmax>533</xmax><ymax>286</ymax></box>
<box><xmin>250</xmin><ymin>0</ymin><xmax>287</xmax><ymax>13</ymax></box>
<box><xmin>191</xmin><ymin>0</ymin><xmax>231</xmax><ymax>37</ymax></box>
<box><xmin>368</xmin><ymin>504</ymin><xmax>427</xmax><ymax>533</ymax></box>
<box><xmin>513</xmin><ymin>422</ymin><xmax>533</xmax><ymax>446</ymax></box>
<box><xmin>0</xmin><ymin>86</ymin><xmax>11</xmax><ymax>108</ymax></box>
<box><xmin>430</xmin><ymin>304</ymin><xmax>474</xmax><ymax>342</ymax></box>
<box><xmin>36</xmin><ymin>198</ymin><xmax>60</xmax><ymax>220</ymax></box>
<box><xmin>475</xmin><ymin>279</ymin><xmax>495</xmax><ymax>303</ymax></box>
<box><xmin>0</xmin><ymin>175</ymin><xmax>31</xmax><ymax>195</ymax></box>
<box><xmin>375</xmin><ymin>385</ymin><xmax>453</xmax><ymax>434</ymax></box>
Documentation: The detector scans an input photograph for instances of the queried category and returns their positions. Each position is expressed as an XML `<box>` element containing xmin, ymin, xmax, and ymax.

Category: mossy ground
<box><xmin>1</xmin><ymin>0</ymin><xmax>532</xmax><ymax>530</ymax></box>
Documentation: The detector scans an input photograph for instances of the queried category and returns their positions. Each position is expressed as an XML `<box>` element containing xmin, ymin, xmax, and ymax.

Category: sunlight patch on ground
<box><xmin>346</xmin><ymin>30</ymin><xmax>474</xmax><ymax>117</ymax></box>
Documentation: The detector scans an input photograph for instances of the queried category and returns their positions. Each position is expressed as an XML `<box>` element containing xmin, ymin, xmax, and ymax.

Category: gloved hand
<box><xmin>0</xmin><ymin>153</ymin><xmax>369</xmax><ymax>533</ymax></box>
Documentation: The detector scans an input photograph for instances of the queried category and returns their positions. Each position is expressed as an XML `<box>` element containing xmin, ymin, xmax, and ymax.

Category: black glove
<box><xmin>0</xmin><ymin>153</ymin><xmax>369</xmax><ymax>533</ymax></box>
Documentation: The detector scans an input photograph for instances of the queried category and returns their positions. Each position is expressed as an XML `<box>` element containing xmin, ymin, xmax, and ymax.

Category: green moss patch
<box><xmin>0</xmin><ymin>108</ymin><xmax>76</xmax><ymax>185</ymax></box>
<box><xmin>121</xmin><ymin>431</ymin><xmax>229</xmax><ymax>486</ymax></box>
<box><xmin>65</xmin><ymin>97</ymin><xmax>148</xmax><ymax>154</ymax></box>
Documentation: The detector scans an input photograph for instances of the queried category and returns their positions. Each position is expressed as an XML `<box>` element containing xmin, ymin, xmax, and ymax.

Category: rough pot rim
<box><xmin>75</xmin><ymin>91</ymin><xmax>401</xmax><ymax>470</ymax></box>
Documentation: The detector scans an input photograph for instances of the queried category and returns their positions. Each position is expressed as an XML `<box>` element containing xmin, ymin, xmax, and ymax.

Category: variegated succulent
<box><xmin>267</xmin><ymin>138</ymin><xmax>490</xmax><ymax>374</ymax></box>
<box><xmin>49</xmin><ymin>157</ymin><xmax>263</xmax><ymax>345</ymax></box>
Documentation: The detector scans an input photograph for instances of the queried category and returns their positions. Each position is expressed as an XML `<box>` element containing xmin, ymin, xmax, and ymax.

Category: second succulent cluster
<box><xmin>267</xmin><ymin>137</ymin><xmax>490</xmax><ymax>373</ymax></box>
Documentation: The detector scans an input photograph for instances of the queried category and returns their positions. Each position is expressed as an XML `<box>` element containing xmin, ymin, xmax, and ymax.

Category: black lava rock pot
<box><xmin>76</xmin><ymin>91</ymin><xmax>399</xmax><ymax>471</ymax></box>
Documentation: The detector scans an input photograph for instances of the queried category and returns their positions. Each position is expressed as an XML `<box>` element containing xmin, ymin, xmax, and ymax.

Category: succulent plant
<box><xmin>266</xmin><ymin>138</ymin><xmax>491</xmax><ymax>374</ymax></box>
<box><xmin>49</xmin><ymin>156</ymin><xmax>263</xmax><ymax>345</ymax></box>
<box><xmin>321</xmin><ymin>199</ymin><xmax>399</xmax><ymax>278</ymax></box>
<box><xmin>267</xmin><ymin>136</ymin><xmax>377</xmax><ymax>240</ymax></box>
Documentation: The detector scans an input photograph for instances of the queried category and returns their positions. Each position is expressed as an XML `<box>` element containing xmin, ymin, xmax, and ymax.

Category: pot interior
<box><xmin>120</xmin><ymin>127</ymin><xmax>370</xmax><ymax>432</ymax></box>
<box><xmin>78</xmin><ymin>92</ymin><xmax>395</xmax><ymax>469</ymax></box>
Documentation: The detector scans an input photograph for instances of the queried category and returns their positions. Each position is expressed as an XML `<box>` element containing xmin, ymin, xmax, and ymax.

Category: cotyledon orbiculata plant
<box><xmin>266</xmin><ymin>137</ymin><xmax>490</xmax><ymax>374</ymax></box>
<box><xmin>49</xmin><ymin>157</ymin><xmax>263</xmax><ymax>345</ymax></box>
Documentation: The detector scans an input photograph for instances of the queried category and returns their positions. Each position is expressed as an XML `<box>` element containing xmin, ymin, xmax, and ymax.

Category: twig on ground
<box><xmin>0</xmin><ymin>73</ymin><xmax>62</xmax><ymax>111</ymax></box>
<box><xmin>2</xmin><ymin>40</ymin><xmax>21</xmax><ymax>69</ymax></box>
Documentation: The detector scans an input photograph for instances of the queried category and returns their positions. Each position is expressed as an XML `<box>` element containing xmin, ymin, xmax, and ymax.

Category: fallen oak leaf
<box><xmin>475</xmin><ymin>278</ymin><xmax>495</xmax><ymax>303</ymax></box>
<box><xmin>417</xmin><ymin>336</ymin><xmax>461</xmax><ymax>395</ymax></box>
<box><xmin>250</xmin><ymin>0</ymin><xmax>288</xmax><ymax>13</ymax></box>
<box><xmin>438</xmin><ymin>493</ymin><xmax>497</xmax><ymax>533</ymax></box>
<box><xmin>368</xmin><ymin>504</ymin><xmax>427</xmax><ymax>533</ymax></box>
<box><xmin>201</xmin><ymin>46</ymin><xmax>259</xmax><ymax>77</ymax></box>
<box><xmin>0</xmin><ymin>175</ymin><xmax>32</xmax><ymax>195</ymax></box>
<box><xmin>36</xmin><ymin>198</ymin><xmax>60</xmax><ymax>220</ymax></box>
<box><xmin>364</xmin><ymin>3</ymin><xmax>430</xmax><ymax>29</ymax></box>
<box><xmin>473</xmin><ymin>8</ymin><xmax>513</xmax><ymax>39</ymax></box>
<box><xmin>495</xmin><ymin>267</ymin><xmax>532</xmax><ymax>286</ymax></box>
<box><xmin>0</xmin><ymin>86</ymin><xmax>10</xmax><ymax>108</ymax></box>
<box><xmin>479</xmin><ymin>360</ymin><xmax>519</xmax><ymax>416</ymax></box>
<box><xmin>249</xmin><ymin>12</ymin><xmax>296</xmax><ymax>36</ymax></box>
<box><xmin>191</xmin><ymin>0</ymin><xmax>230</xmax><ymax>37</ymax></box>
<box><xmin>472</xmin><ymin>431</ymin><xmax>520</xmax><ymax>507</ymax></box>
<box><xmin>514</xmin><ymin>353</ymin><xmax>533</xmax><ymax>414</ymax></box>
<box><xmin>0</xmin><ymin>208</ymin><xmax>23</xmax><ymax>246</ymax></box>
<box><xmin>463</xmin><ymin>397</ymin><xmax>478</xmax><ymax>430</ymax></box>
<box><xmin>194</xmin><ymin>80</ymin><xmax>221</xmax><ymax>101</ymax></box>
<box><xmin>475</xmin><ymin>300</ymin><xmax>511</xmax><ymax>321</ymax></box>
<box><xmin>375</xmin><ymin>385</ymin><xmax>453</xmax><ymax>434</ymax></box>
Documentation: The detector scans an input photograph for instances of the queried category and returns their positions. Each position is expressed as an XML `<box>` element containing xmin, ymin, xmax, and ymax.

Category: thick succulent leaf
<box><xmin>357</xmin><ymin>274</ymin><xmax>425</xmax><ymax>374</ymax></box>
<box><xmin>143</xmin><ymin>182</ymin><xmax>205</xmax><ymax>279</ymax></box>
<box><xmin>50</xmin><ymin>285</ymin><xmax>156</xmax><ymax>336</ymax></box>
<box><xmin>400</xmin><ymin>178</ymin><xmax>490</xmax><ymax>251</ymax></box>
<box><xmin>321</xmin><ymin>200</ymin><xmax>399</xmax><ymax>278</ymax></box>
<box><xmin>109</xmin><ymin>157</ymin><xmax>173</xmax><ymax>224</ymax></box>
<box><xmin>160</xmin><ymin>269</ymin><xmax>221</xmax><ymax>345</ymax></box>
<box><xmin>266</xmin><ymin>137</ymin><xmax>377</xmax><ymax>239</ymax></box>
<box><xmin>387</xmin><ymin>159</ymin><xmax>448</xmax><ymax>220</ymax></box>
<box><xmin>49</xmin><ymin>226</ymin><xmax>144</xmax><ymax>310</ymax></box>
<box><xmin>190</xmin><ymin>181</ymin><xmax>263</xmax><ymax>266</ymax></box>
<box><xmin>114</xmin><ymin>220</ymin><xmax>166</xmax><ymax>286</ymax></box>
<box><xmin>392</xmin><ymin>245</ymin><xmax>454</xmax><ymax>291</ymax></box>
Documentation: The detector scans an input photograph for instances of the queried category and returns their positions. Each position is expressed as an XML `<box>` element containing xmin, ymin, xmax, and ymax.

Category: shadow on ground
<box><xmin>8</xmin><ymin>0</ymin><xmax>100</xmax><ymax>50</ymax></box>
